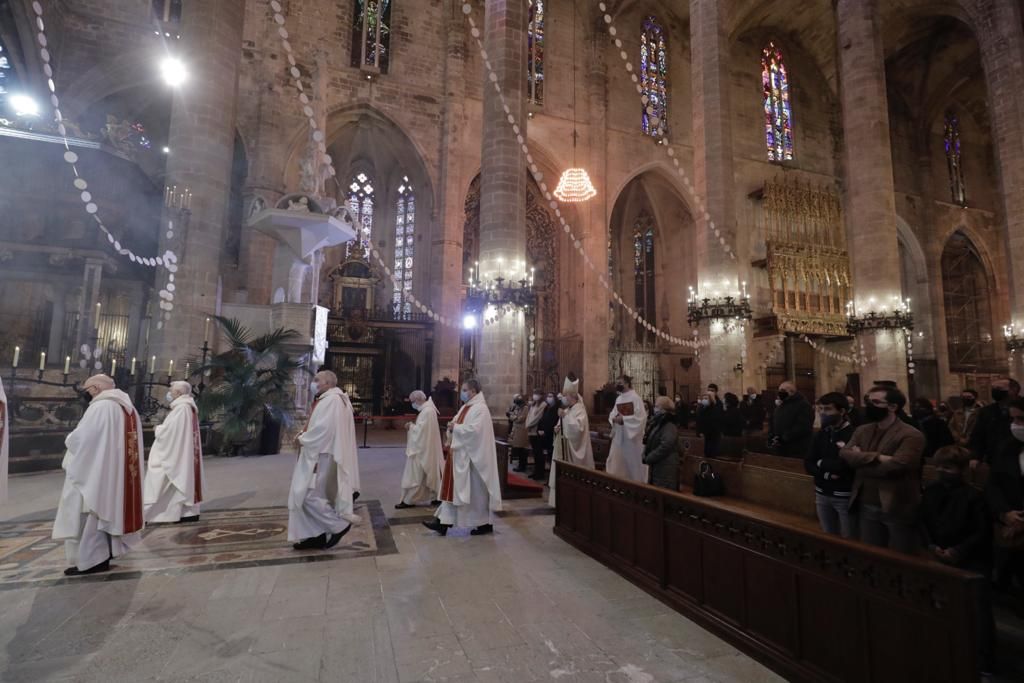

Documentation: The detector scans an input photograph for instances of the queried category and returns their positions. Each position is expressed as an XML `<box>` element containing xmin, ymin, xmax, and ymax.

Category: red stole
<box><xmin>121</xmin><ymin>408</ymin><xmax>143</xmax><ymax>534</ymax></box>
<box><xmin>440</xmin><ymin>403</ymin><xmax>472</xmax><ymax>503</ymax></box>
<box><xmin>0</xmin><ymin>399</ymin><xmax>5</xmax><ymax>444</ymax></box>
<box><xmin>191</xmin><ymin>407</ymin><xmax>203</xmax><ymax>503</ymax></box>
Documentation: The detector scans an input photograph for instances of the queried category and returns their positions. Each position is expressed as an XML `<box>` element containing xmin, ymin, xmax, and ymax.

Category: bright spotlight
<box><xmin>159</xmin><ymin>57</ymin><xmax>188</xmax><ymax>87</ymax></box>
<box><xmin>10</xmin><ymin>93</ymin><xmax>39</xmax><ymax>117</ymax></box>
<box><xmin>162</xmin><ymin>146</ymin><xmax>170</xmax><ymax>154</ymax></box>
<box><xmin>462</xmin><ymin>314</ymin><xmax>478</xmax><ymax>330</ymax></box>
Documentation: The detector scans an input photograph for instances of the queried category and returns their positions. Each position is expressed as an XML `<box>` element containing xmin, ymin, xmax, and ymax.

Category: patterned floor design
<box><xmin>0</xmin><ymin>500</ymin><xmax>394</xmax><ymax>589</ymax></box>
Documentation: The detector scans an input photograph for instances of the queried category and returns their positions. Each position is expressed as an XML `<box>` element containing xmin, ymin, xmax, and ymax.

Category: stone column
<box><xmin>974</xmin><ymin>1</ymin><xmax>1024</xmax><ymax>376</ymax></box>
<box><xmin>477</xmin><ymin>0</ymin><xmax>528</xmax><ymax>414</ymax></box>
<box><xmin>835</xmin><ymin>0</ymin><xmax>906</xmax><ymax>388</ymax></box>
<box><xmin>690</xmin><ymin>0</ymin><xmax>746</xmax><ymax>393</ymax></box>
<box><xmin>151</xmin><ymin>0</ymin><xmax>244</xmax><ymax>364</ymax></box>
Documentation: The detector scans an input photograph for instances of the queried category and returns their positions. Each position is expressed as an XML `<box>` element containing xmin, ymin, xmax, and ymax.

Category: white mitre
<box><xmin>563</xmin><ymin>375</ymin><xmax>580</xmax><ymax>396</ymax></box>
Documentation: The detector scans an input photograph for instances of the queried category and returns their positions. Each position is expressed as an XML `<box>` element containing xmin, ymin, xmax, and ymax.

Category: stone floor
<box><xmin>0</xmin><ymin>438</ymin><xmax>785</xmax><ymax>683</ymax></box>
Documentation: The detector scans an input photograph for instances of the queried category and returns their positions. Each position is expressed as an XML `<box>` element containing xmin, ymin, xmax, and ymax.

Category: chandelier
<box><xmin>464</xmin><ymin>262</ymin><xmax>537</xmax><ymax>316</ymax></box>
<box><xmin>846</xmin><ymin>297</ymin><xmax>913</xmax><ymax>334</ymax></box>
<box><xmin>553</xmin><ymin>1</ymin><xmax>595</xmax><ymax>204</ymax></box>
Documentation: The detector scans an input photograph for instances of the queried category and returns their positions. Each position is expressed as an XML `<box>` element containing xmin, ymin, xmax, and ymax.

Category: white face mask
<box><xmin>310</xmin><ymin>381</ymin><xmax>319</xmax><ymax>394</ymax></box>
<box><xmin>700</xmin><ymin>399</ymin><xmax>710</xmax><ymax>407</ymax></box>
<box><xmin>165</xmin><ymin>391</ymin><xmax>174</xmax><ymax>403</ymax></box>
<box><xmin>412</xmin><ymin>403</ymin><xmax>423</xmax><ymax>412</ymax></box>
<box><xmin>1011</xmin><ymin>423</ymin><xmax>1024</xmax><ymax>442</ymax></box>
<box><xmin>560</xmin><ymin>397</ymin><xmax>570</xmax><ymax>407</ymax></box>
<box><xmin>546</xmin><ymin>397</ymin><xmax>556</xmax><ymax>406</ymax></box>
<box><xmin>775</xmin><ymin>398</ymin><xmax>783</xmax><ymax>407</ymax></box>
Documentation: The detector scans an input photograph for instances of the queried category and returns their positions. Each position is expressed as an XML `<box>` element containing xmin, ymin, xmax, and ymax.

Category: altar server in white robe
<box><xmin>0</xmin><ymin>377</ymin><xmax>8</xmax><ymax>504</ymax></box>
<box><xmin>423</xmin><ymin>379</ymin><xmax>503</xmax><ymax>536</ymax></box>
<box><xmin>144</xmin><ymin>381</ymin><xmax>204</xmax><ymax>523</ymax></box>
<box><xmin>288</xmin><ymin>370</ymin><xmax>354</xmax><ymax>550</ymax></box>
<box><xmin>606</xmin><ymin>374</ymin><xmax>647</xmax><ymax>482</ymax></box>
<box><xmin>395</xmin><ymin>390</ymin><xmax>443</xmax><ymax>509</ymax></box>
<box><xmin>52</xmin><ymin>374</ymin><xmax>144</xmax><ymax>575</ymax></box>
<box><xmin>549</xmin><ymin>374</ymin><xmax>595</xmax><ymax>506</ymax></box>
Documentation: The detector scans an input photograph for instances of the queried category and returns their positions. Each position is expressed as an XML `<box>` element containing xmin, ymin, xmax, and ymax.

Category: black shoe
<box><xmin>395</xmin><ymin>502</ymin><xmax>414</xmax><ymax>510</ymax></box>
<box><xmin>531</xmin><ymin>472</ymin><xmax>547</xmax><ymax>481</ymax></box>
<box><xmin>325</xmin><ymin>524</ymin><xmax>353</xmax><ymax>549</ymax></box>
<box><xmin>512</xmin><ymin>466</ymin><xmax>525</xmax><ymax>472</ymax></box>
<box><xmin>430</xmin><ymin>500</ymin><xmax>441</xmax><ymax>506</ymax></box>
<box><xmin>470</xmin><ymin>524</ymin><xmax>493</xmax><ymax>536</ymax></box>
<box><xmin>353</xmin><ymin>491</ymin><xmax>360</xmax><ymax>501</ymax></box>
<box><xmin>422</xmin><ymin>519</ymin><xmax>450</xmax><ymax>536</ymax></box>
<box><xmin>64</xmin><ymin>559</ymin><xmax>110</xmax><ymax>576</ymax></box>
<box><xmin>178</xmin><ymin>515</ymin><xmax>200</xmax><ymax>523</ymax></box>
<box><xmin>292</xmin><ymin>533</ymin><xmax>328</xmax><ymax>550</ymax></box>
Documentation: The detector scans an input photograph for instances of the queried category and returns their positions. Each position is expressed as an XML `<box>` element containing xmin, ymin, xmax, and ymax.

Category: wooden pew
<box><xmin>553</xmin><ymin>463</ymin><xmax>981</xmax><ymax>683</ymax></box>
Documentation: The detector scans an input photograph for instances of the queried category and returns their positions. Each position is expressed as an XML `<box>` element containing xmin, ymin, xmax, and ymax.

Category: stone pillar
<box><xmin>690</xmin><ymin>0</ymin><xmax>746</xmax><ymax>393</ymax></box>
<box><xmin>477</xmin><ymin>0</ymin><xmax>528</xmax><ymax>414</ymax></box>
<box><xmin>151</xmin><ymin>0</ymin><xmax>244</xmax><ymax>363</ymax></box>
<box><xmin>836</xmin><ymin>0</ymin><xmax>906</xmax><ymax>388</ymax></box>
<box><xmin>974</xmin><ymin>1</ymin><xmax>1024</xmax><ymax>376</ymax></box>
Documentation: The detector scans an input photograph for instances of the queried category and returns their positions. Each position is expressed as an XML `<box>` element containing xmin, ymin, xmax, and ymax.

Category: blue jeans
<box><xmin>815</xmin><ymin>492</ymin><xmax>856</xmax><ymax>539</ymax></box>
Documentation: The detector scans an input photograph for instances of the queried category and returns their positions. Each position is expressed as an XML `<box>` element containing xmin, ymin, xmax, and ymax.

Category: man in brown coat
<box><xmin>948</xmin><ymin>388</ymin><xmax>980</xmax><ymax>447</ymax></box>
<box><xmin>841</xmin><ymin>385</ymin><xmax>926</xmax><ymax>554</ymax></box>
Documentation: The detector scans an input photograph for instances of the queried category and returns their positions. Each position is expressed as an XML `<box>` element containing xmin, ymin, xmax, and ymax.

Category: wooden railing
<box><xmin>553</xmin><ymin>463</ymin><xmax>981</xmax><ymax>683</ymax></box>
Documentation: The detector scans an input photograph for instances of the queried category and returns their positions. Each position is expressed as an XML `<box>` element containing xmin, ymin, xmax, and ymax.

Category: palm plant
<box><xmin>196</xmin><ymin>316</ymin><xmax>307</xmax><ymax>453</ymax></box>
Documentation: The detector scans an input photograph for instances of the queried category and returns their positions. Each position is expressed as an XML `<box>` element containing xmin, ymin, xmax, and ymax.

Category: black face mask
<box><xmin>777</xmin><ymin>391</ymin><xmax>789</xmax><ymax>401</ymax></box>
<box><xmin>864</xmin><ymin>404</ymin><xmax>889</xmax><ymax>422</ymax></box>
<box><xmin>912</xmin><ymin>409</ymin><xmax>932</xmax><ymax>420</ymax></box>
<box><xmin>961</xmin><ymin>398</ymin><xmax>975</xmax><ymax>408</ymax></box>
<box><xmin>992</xmin><ymin>388</ymin><xmax>1009</xmax><ymax>402</ymax></box>
<box><xmin>79</xmin><ymin>390</ymin><xmax>93</xmax><ymax>404</ymax></box>
<box><xmin>615</xmin><ymin>384</ymin><xmax>625</xmax><ymax>394</ymax></box>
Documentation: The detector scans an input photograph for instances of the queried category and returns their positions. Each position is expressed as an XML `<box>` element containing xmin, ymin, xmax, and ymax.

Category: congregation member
<box><xmin>949</xmin><ymin>389</ymin><xmax>980</xmax><ymax>446</ymax></box>
<box><xmin>769</xmin><ymin>381</ymin><xmax>814</xmax><ymax>458</ymax></box>
<box><xmin>970</xmin><ymin>378</ymin><xmax>1020</xmax><ymax>464</ymax></box>
<box><xmin>919</xmin><ymin>445</ymin><xmax>994</xmax><ymax>674</ymax></box>
<box><xmin>288</xmin><ymin>370</ymin><xmax>355</xmax><ymax>551</ymax></box>
<box><xmin>846</xmin><ymin>394</ymin><xmax>864</xmax><ymax>427</ymax></box>
<box><xmin>548</xmin><ymin>374</ymin><xmax>594</xmax><ymax>506</ymax></box>
<box><xmin>721</xmin><ymin>392</ymin><xmax>744</xmax><ymax>437</ymax></box>
<box><xmin>52</xmin><ymin>374</ymin><xmax>144</xmax><ymax>576</ymax></box>
<box><xmin>987</xmin><ymin>398</ymin><xmax>1024</xmax><ymax>612</ymax></box>
<box><xmin>535</xmin><ymin>391</ymin><xmax>560</xmax><ymax>481</ymax></box>
<box><xmin>144</xmin><ymin>381</ymin><xmax>204</xmax><ymax>523</ymax></box>
<box><xmin>424</xmin><ymin>379</ymin><xmax>502</xmax><ymax>536</ymax></box>
<box><xmin>911</xmin><ymin>397</ymin><xmax>954</xmax><ymax>460</ymax></box>
<box><xmin>395</xmin><ymin>390</ymin><xmax>442</xmax><ymax>509</ymax></box>
<box><xmin>606</xmin><ymin>375</ymin><xmax>647</xmax><ymax>482</ymax></box>
<box><xmin>804</xmin><ymin>392</ymin><xmax>857</xmax><ymax>538</ymax></box>
<box><xmin>673</xmin><ymin>392</ymin><xmax>691</xmax><ymax>429</ymax></box>
<box><xmin>740</xmin><ymin>387</ymin><xmax>766</xmax><ymax>434</ymax></box>
<box><xmin>525</xmin><ymin>390</ymin><xmax>545</xmax><ymax>477</ymax></box>
<box><xmin>508</xmin><ymin>393</ymin><xmax>530</xmax><ymax>473</ymax></box>
<box><xmin>695</xmin><ymin>390</ymin><xmax>723</xmax><ymax>457</ymax></box>
<box><xmin>0</xmin><ymin>377</ymin><xmax>7</xmax><ymax>504</ymax></box>
<box><xmin>643</xmin><ymin>396</ymin><xmax>680</xmax><ymax>491</ymax></box>
<box><xmin>841</xmin><ymin>386</ymin><xmax>925</xmax><ymax>554</ymax></box>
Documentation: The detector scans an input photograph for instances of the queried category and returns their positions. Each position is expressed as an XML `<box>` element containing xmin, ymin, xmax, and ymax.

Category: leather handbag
<box><xmin>693</xmin><ymin>460</ymin><xmax>725</xmax><ymax>497</ymax></box>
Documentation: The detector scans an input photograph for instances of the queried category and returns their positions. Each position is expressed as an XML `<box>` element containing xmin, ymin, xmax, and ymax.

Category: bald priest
<box><xmin>144</xmin><ymin>381</ymin><xmax>204</xmax><ymax>523</ymax></box>
<box><xmin>52</xmin><ymin>374</ymin><xmax>145</xmax><ymax>576</ymax></box>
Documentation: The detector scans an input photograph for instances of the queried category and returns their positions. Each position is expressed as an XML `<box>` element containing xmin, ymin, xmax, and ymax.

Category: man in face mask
<box><xmin>805</xmin><ymin>393</ymin><xmax>857</xmax><ymax>538</ymax></box>
<box><xmin>606</xmin><ymin>375</ymin><xmax>648</xmax><ymax>482</ymax></box>
<box><xmin>840</xmin><ymin>386</ymin><xmax>925</xmax><ymax>554</ymax></box>
<box><xmin>769</xmin><ymin>381</ymin><xmax>814</xmax><ymax>458</ymax></box>
<box><xmin>534</xmin><ymin>392</ymin><xmax>561</xmax><ymax>481</ymax></box>
<box><xmin>144</xmin><ymin>381</ymin><xmax>204</xmax><ymax>523</ymax></box>
<box><xmin>987</xmin><ymin>398</ymin><xmax>1024</xmax><ymax>605</ymax></box>
<box><xmin>396</xmin><ymin>390</ymin><xmax>443</xmax><ymax>509</ymax></box>
<box><xmin>524</xmin><ymin>391</ymin><xmax>546</xmax><ymax>476</ymax></box>
<box><xmin>739</xmin><ymin>386</ymin><xmax>766</xmax><ymax>434</ymax></box>
<box><xmin>969</xmin><ymin>379</ymin><xmax>1020</xmax><ymax>465</ymax></box>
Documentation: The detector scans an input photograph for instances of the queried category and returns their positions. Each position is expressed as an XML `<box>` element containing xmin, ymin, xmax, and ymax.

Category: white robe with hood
<box><xmin>144</xmin><ymin>393</ymin><xmax>204</xmax><ymax>522</ymax></box>
<box><xmin>401</xmin><ymin>397</ymin><xmax>443</xmax><ymax>504</ymax></box>
<box><xmin>606</xmin><ymin>389</ymin><xmax>647</xmax><ymax>482</ymax></box>
<box><xmin>435</xmin><ymin>392</ymin><xmax>503</xmax><ymax>527</ymax></box>
<box><xmin>548</xmin><ymin>398</ymin><xmax>595</xmax><ymax>506</ymax></box>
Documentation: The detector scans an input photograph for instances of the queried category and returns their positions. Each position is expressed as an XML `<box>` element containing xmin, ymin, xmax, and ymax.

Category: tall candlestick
<box><xmin>130</xmin><ymin>357</ymin><xmax>137</xmax><ymax>376</ymax></box>
<box><xmin>12</xmin><ymin>345</ymin><xmax>19</xmax><ymax>368</ymax></box>
<box><xmin>64</xmin><ymin>355</ymin><xmax>70</xmax><ymax>374</ymax></box>
<box><xmin>185</xmin><ymin>362</ymin><xmax>190</xmax><ymax>378</ymax></box>
<box><xmin>111</xmin><ymin>358</ymin><xmax>117</xmax><ymax>376</ymax></box>
<box><xmin>39</xmin><ymin>351</ymin><xmax>46</xmax><ymax>370</ymax></box>
<box><xmin>204</xmin><ymin>317</ymin><xmax>210</xmax><ymax>343</ymax></box>
<box><xmin>151</xmin><ymin>356</ymin><xmax>157</xmax><ymax>374</ymax></box>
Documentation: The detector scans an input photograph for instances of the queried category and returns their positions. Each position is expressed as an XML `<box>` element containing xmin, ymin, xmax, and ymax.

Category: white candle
<box><xmin>64</xmin><ymin>355</ymin><xmax>70</xmax><ymax>374</ymax></box>
<box><xmin>39</xmin><ymin>351</ymin><xmax>46</xmax><ymax>370</ymax></box>
<box><xmin>185</xmin><ymin>362</ymin><xmax>190</xmax><ymax>378</ymax></box>
<box><xmin>111</xmin><ymin>358</ymin><xmax>117</xmax><ymax>376</ymax></box>
<box><xmin>204</xmin><ymin>317</ymin><xmax>210</xmax><ymax>343</ymax></box>
<box><xmin>130</xmin><ymin>357</ymin><xmax>136</xmax><ymax>376</ymax></box>
<box><xmin>168</xmin><ymin>359</ymin><xmax>174</xmax><ymax>377</ymax></box>
<box><xmin>12</xmin><ymin>346</ymin><xmax>19</xmax><ymax>368</ymax></box>
<box><xmin>151</xmin><ymin>356</ymin><xmax>157</xmax><ymax>374</ymax></box>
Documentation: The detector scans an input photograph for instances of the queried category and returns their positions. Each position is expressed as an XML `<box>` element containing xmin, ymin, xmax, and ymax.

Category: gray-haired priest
<box><xmin>423</xmin><ymin>378</ymin><xmax>503</xmax><ymax>536</ymax></box>
<box><xmin>549</xmin><ymin>373</ymin><xmax>595</xmax><ymax>506</ymax></box>
<box><xmin>144</xmin><ymin>381</ymin><xmax>204</xmax><ymax>523</ymax></box>
<box><xmin>395</xmin><ymin>390</ymin><xmax>443</xmax><ymax>509</ymax></box>
<box><xmin>288</xmin><ymin>370</ymin><xmax>355</xmax><ymax>551</ymax></box>
<box><xmin>52</xmin><ymin>374</ymin><xmax>144</xmax><ymax>576</ymax></box>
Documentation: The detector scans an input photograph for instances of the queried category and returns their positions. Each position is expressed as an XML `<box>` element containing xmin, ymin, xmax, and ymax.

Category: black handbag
<box><xmin>693</xmin><ymin>461</ymin><xmax>724</xmax><ymax>497</ymax></box>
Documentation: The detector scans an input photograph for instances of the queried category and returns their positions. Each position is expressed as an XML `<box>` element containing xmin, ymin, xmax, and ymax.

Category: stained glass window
<box><xmin>762</xmin><ymin>42</ymin><xmax>793</xmax><ymax>162</ymax></box>
<box><xmin>633</xmin><ymin>211</ymin><xmax>656</xmax><ymax>344</ymax></box>
<box><xmin>393</xmin><ymin>176</ymin><xmax>415</xmax><ymax>315</ymax></box>
<box><xmin>640</xmin><ymin>16</ymin><xmax>668</xmax><ymax>137</ymax></box>
<box><xmin>944</xmin><ymin>111</ymin><xmax>966</xmax><ymax>206</ymax></box>
<box><xmin>527</xmin><ymin>0</ymin><xmax>545</xmax><ymax>105</ymax></box>
<box><xmin>347</xmin><ymin>172</ymin><xmax>375</xmax><ymax>257</ymax></box>
<box><xmin>352</xmin><ymin>0</ymin><xmax>392</xmax><ymax>74</ymax></box>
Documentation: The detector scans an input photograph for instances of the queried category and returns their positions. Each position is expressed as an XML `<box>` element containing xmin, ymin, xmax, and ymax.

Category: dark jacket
<box><xmin>920</xmin><ymin>478</ymin><xmax>991</xmax><ymax>571</ymax></box>
<box><xmin>916</xmin><ymin>415</ymin><xmax>954</xmax><ymax>459</ymax></box>
<box><xmin>842</xmin><ymin>419</ymin><xmax>925</xmax><ymax>520</ymax></box>
<box><xmin>771</xmin><ymin>394</ymin><xmax>814</xmax><ymax>458</ymax></box>
<box><xmin>643</xmin><ymin>413</ymin><xmax>679</xmax><ymax>490</ymax></box>
<box><xmin>721</xmin><ymin>405</ymin><xmax>744</xmax><ymax>437</ymax></box>
<box><xmin>537</xmin><ymin>402</ymin><xmax>560</xmax><ymax>450</ymax></box>
<box><xmin>986</xmin><ymin>436</ymin><xmax>1024</xmax><ymax>519</ymax></box>
<box><xmin>804</xmin><ymin>421</ymin><xmax>856</xmax><ymax>497</ymax></box>
<box><xmin>739</xmin><ymin>396</ymin><xmax>766</xmax><ymax>432</ymax></box>
<box><xmin>969</xmin><ymin>401</ymin><xmax>1012</xmax><ymax>463</ymax></box>
<box><xmin>695</xmin><ymin>401</ymin><xmax>723</xmax><ymax>439</ymax></box>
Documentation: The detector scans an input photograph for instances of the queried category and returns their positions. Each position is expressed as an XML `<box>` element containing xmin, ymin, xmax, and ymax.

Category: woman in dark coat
<box><xmin>643</xmin><ymin>396</ymin><xmax>680</xmax><ymax>491</ymax></box>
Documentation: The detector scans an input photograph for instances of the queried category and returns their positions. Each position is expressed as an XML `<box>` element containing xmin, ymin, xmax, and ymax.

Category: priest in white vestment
<box><xmin>144</xmin><ymin>381</ymin><xmax>204</xmax><ymax>523</ymax></box>
<box><xmin>395</xmin><ymin>390</ymin><xmax>443</xmax><ymax>509</ymax></box>
<box><xmin>423</xmin><ymin>379</ymin><xmax>503</xmax><ymax>536</ymax></box>
<box><xmin>549</xmin><ymin>374</ymin><xmax>595</xmax><ymax>506</ymax></box>
<box><xmin>606</xmin><ymin>374</ymin><xmax>647</xmax><ymax>482</ymax></box>
<box><xmin>0</xmin><ymin>377</ymin><xmax>8</xmax><ymax>505</ymax></box>
<box><xmin>288</xmin><ymin>370</ymin><xmax>354</xmax><ymax>550</ymax></box>
<box><xmin>52</xmin><ymin>374</ymin><xmax>144</xmax><ymax>575</ymax></box>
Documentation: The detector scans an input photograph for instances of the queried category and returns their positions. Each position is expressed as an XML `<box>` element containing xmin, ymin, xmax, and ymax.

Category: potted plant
<box><xmin>196</xmin><ymin>316</ymin><xmax>306</xmax><ymax>455</ymax></box>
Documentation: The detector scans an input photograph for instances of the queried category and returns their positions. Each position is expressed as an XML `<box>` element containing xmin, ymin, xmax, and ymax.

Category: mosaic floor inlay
<box><xmin>0</xmin><ymin>500</ymin><xmax>394</xmax><ymax>589</ymax></box>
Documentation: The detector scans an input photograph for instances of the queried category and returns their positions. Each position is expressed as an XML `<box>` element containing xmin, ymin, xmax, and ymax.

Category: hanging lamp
<box><xmin>554</xmin><ymin>0</ymin><xmax>596</xmax><ymax>203</ymax></box>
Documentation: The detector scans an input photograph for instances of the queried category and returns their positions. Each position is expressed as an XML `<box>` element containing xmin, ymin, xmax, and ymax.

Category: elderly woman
<box><xmin>643</xmin><ymin>396</ymin><xmax>680</xmax><ymax>491</ymax></box>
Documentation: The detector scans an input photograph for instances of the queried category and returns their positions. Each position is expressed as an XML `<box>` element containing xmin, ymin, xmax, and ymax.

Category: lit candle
<box><xmin>12</xmin><ymin>345</ymin><xmax>19</xmax><ymax>368</ymax></box>
<box><xmin>39</xmin><ymin>351</ymin><xmax>46</xmax><ymax>371</ymax></box>
<box><xmin>204</xmin><ymin>317</ymin><xmax>210</xmax><ymax>343</ymax></box>
<box><xmin>151</xmin><ymin>356</ymin><xmax>157</xmax><ymax>373</ymax></box>
<box><xmin>130</xmin><ymin>357</ymin><xmax>136</xmax><ymax>376</ymax></box>
<box><xmin>185</xmin><ymin>361</ymin><xmax>190</xmax><ymax>378</ymax></box>
<box><xmin>168</xmin><ymin>359</ymin><xmax>174</xmax><ymax>377</ymax></box>
<box><xmin>111</xmin><ymin>358</ymin><xmax>117</xmax><ymax>376</ymax></box>
<box><xmin>63</xmin><ymin>355</ymin><xmax>70</xmax><ymax>374</ymax></box>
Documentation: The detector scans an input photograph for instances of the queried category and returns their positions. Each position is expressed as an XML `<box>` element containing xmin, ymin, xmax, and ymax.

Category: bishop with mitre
<box><xmin>288</xmin><ymin>370</ymin><xmax>354</xmax><ymax>550</ymax></box>
<box><xmin>606</xmin><ymin>374</ymin><xmax>647</xmax><ymax>482</ymax></box>
<box><xmin>549</xmin><ymin>373</ymin><xmax>595</xmax><ymax>506</ymax></box>
<box><xmin>395</xmin><ymin>390</ymin><xmax>442</xmax><ymax>509</ymax></box>
<box><xmin>423</xmin><ymin>378</ymin><xmax>503</xmax><ymax>536</ymax></box>
<box><xmin>52</xmin><ymin>374</ymin><xmax>144</xmax><ymax>575</ymax></box>
<box><xmin>0</xmin><ymin>377</ymin><xmax>9</xmax><ymax>505</ymax></box>
<box><xmin>144</xmin><ymin>380</ymin><xmax>204</xmax><ymax>523</ymax></box>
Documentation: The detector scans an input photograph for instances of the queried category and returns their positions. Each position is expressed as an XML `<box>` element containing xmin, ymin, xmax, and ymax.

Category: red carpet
<box><xmin>505</xmin><ymin>471</ymin><xmax>545</xmax><ymax>499</ymax></box>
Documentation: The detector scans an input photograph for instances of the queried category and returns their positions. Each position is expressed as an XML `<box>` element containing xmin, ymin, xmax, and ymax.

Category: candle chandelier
<box><xmin>464</xmin><ymin>260</ymin><xmax>538</xmax><ymax>315</ymax></box>
<box><xmin>553</xmin><ymin>0</ymin><xmax>596</xmax><ymax>204</ymax></box>
<box><xmin>686</xmin><ymin>283</ymin><xmax>753</xmax><ymax>325</ymax></box>
<box><xmin>846</xmin><ymin>297</ymin><xmax>913</xmax><ymax>334</ymax></box>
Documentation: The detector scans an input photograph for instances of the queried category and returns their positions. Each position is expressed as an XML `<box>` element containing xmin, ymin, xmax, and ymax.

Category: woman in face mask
<box><xmin>534</xmin><ymin>393</ymin><xmax>561</xmax><ymax>480</ymax></box>
<box><xmin>642</xmin><ymin>396</ymin><xmax>679</xmax><ymax>490</ymax></box>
